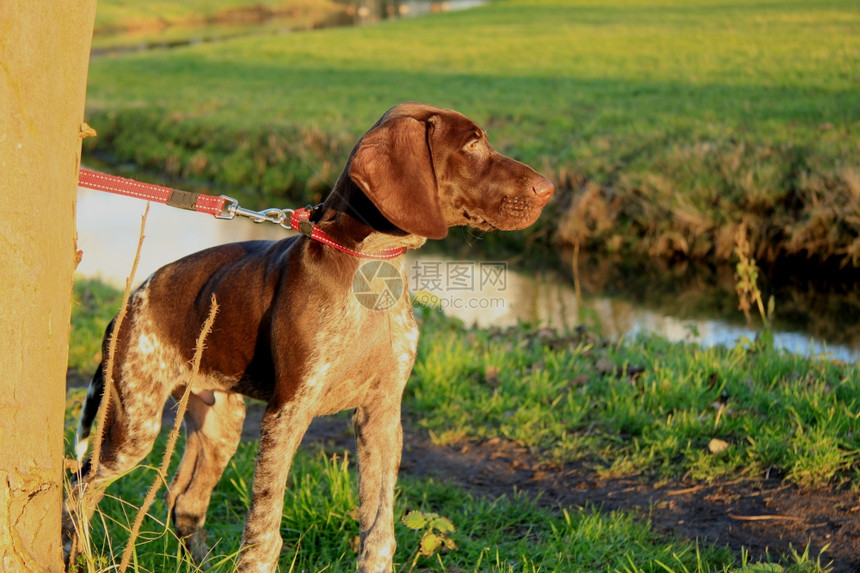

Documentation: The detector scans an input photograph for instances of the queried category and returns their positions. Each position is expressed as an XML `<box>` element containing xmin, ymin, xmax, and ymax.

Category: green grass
<box><xmin>410</xmin><ymin>305</ymin><xmax>860</xmax><ymax>488</ymax></box>
<box><xmin>66</xmin><ymin>279</ymin><xmax>853</xmax><ymax>571</ymax></box>
<box><xmin>64</xmin><ymin>416</ymin><xmax>828</xmax><ymax>573</ymax></box>
<box><xmin>68</xmin><ymin>278</ymin><xmax>124</xmax><ymax>375</ymax></box>
<box><xmin>64</xmin><ymin>426</ymin><xmax>742</xmax><ymax>572</ymax></box>
<box><xmin>83</xmin><ymin>0</ymin><xmax>860</xmax><ymax>265</ymax></box>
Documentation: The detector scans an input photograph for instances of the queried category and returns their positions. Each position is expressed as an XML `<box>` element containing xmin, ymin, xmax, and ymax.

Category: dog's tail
<box><xmin>75</xmin><ymin>364</ymin><xmax>105</xmax><ymax>462</ymax></box>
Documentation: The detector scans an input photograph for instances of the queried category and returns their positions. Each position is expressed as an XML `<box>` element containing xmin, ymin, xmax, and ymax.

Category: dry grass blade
<box><xmin>69</xmin><ymin>202</ymin><xmax>149</xmax><ymax>567</ymax></box>
<box><xmin>729</xmin><ymin>513</ymin><xmax>803</xmax><ymax>522</ymax></box>
<box><xmin>89</xmin><ymin>203</ymin><xmax>148</xmax><ymax>473</ymax></box>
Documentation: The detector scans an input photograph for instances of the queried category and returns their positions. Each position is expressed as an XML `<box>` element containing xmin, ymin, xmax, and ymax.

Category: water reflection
<box><xmin>564</xmin><ymin>253</ymin><xmax>860</xmax><ymax>362</ymax></box>
<box><xmin>75</xmin><ymin>186</ymin><xmax>860</xmax><ymax>362</ymax></box>
<box><xmin>336</xmin><ymin>0</ymin><xmax>488</xmax><ymax>24</ymax></box>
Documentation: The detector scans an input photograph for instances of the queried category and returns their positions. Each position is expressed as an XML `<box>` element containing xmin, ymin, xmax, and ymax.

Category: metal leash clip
<box><xmin>216</xmin><ymin>196</ymin><xmax>294</xmax><ymax>229</ymax></box>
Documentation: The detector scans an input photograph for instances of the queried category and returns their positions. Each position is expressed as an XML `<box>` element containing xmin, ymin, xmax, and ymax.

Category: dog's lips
<box><xmin>478</xmin><ymin>194</ymin><xmax>546</xmax><ymax>231</ymax></box>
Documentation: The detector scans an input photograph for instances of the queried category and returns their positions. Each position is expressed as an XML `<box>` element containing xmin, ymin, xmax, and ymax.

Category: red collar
<box><xmin>289</xmin><ymin>208</ymin><xmax>407</xmax><ymax>260</ymax></box>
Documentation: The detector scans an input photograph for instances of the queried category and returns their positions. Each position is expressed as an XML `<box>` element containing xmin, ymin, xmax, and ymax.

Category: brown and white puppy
<box><xmin>66</xmin><ymin>102</ymin><xmax>554</xmax><ymax>572</ymax></box>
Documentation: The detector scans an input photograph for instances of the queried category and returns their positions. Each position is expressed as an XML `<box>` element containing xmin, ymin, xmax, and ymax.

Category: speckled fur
<box><xmin>65</xmin><ymin>103</ymin><xmax>553</xmax><ymax>572</ymax></box>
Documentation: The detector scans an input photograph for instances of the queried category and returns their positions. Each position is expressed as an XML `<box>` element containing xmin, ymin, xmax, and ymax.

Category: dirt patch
<box><xmin>224</xmin><ymin>402</ymin><xmax>859</xmax><ymax>572</ymax></box>
<box><xmin>397</xmin><ymin>431</ymin><xmax>859</xmax><ymax>572</ymax></box>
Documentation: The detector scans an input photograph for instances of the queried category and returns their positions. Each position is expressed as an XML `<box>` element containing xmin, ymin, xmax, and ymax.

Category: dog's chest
<box><xmin>308</xmin><ymin>297</ymin><xmax>420</xmax><ymax>415</ymax></box>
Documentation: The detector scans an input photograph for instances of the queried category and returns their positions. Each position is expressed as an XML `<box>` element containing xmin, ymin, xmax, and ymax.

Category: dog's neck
<box><xmin>315</xmin><ymin>178</ymin><xmax>428</xmax><ymax>254</ymax></box>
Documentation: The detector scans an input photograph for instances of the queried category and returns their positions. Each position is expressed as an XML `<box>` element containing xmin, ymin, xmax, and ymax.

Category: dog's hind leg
<box><xmin>63</xmin><ymin>368</ymin><xmax>169</xmax><ymax>554</ymax></box>
<box><xmin>166</xmin><ymin>388</ymin><xmax>246</xmax><ymax>563</ymax></box>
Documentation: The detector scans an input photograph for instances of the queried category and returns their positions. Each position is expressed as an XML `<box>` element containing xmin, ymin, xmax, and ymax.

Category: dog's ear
<box><xmin>348</xmin><ymin>116</ymin><xmax>448</xmax><ymax>239</ymax></box>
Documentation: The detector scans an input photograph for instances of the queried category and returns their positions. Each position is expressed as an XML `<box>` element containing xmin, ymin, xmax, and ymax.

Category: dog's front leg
<box><xmin>354</xmin><ymin>396</ymin><xmax>404</xmax><ymax>573</ymax></box>
<box><xmin>237</xmin><ymin>399</ymin><xmax>314</xmax><ymax>572</ymax></box>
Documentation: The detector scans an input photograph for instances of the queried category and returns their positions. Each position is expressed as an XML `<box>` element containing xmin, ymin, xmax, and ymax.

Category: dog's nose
<box><xmin>532</xmin><ymin>177</ymin><xmax>555</xmax><ymax>204</ymax></box>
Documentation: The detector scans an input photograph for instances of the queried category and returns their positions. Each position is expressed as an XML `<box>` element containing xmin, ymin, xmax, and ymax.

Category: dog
<box><xmin>65</xmin><ymin>102</ymin><xmax>554</xmax><ymax>572</ymax></box>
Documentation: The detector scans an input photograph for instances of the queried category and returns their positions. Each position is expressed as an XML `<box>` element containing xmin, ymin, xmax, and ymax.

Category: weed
<box><xmin>68</xmin><ymin>278</ymin><xmax>124</xmax><ymax>375</ymax></box>
<box><xmin>401</xmin><ymin>510</ymin><xmax>457</xmax><ymax>572</ymax></box>
<box><xmin>734</xmin><ymin>221</ymin><xmax>774</xmax><ymax>331</ymax></box>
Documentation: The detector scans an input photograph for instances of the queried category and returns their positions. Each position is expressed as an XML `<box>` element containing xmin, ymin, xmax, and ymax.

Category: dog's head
<box><xmin>345</xmin><ymin>102</ymin><xmax>554</xmax><ymax>239</ymax></box>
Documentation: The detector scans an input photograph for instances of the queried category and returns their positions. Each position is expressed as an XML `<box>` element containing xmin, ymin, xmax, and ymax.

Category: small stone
<box><xmin>708</xmin><ymin>438</ymin><xmax>729</xmax><ymax>454</ymax></box>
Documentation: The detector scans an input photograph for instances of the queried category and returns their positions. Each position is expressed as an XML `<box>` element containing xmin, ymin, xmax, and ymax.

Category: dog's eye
<box><xmin>464</xmin><ymin>139</ymin><xmax>481</xmax><ymax>152</ymax></box>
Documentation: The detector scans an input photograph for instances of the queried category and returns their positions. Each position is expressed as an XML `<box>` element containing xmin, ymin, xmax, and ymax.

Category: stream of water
<box><xmin>75</xmin><ymin>186</ymin><xmax>860</xmax><ymax>362</ymax></box>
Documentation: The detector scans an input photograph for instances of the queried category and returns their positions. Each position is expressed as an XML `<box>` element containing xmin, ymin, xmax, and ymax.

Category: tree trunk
<box><xmin>0</xmin><ymin>1</ymin><xmax>98</xmax><ymax>570</ymax></box>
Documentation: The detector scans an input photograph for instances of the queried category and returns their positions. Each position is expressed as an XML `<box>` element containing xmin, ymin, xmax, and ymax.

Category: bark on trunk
<box><xmin>0</xmin><ymin>1</ymin><xmax>98</xmax><ymax>570</ymax></box>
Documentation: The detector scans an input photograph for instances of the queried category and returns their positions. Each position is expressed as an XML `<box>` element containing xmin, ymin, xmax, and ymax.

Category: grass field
<box><xmin>67</xmin><ymin>278</ymin><xmax>857</xmax><ymax>571</ymax></box>
<box><xmin>70</xmin><ymin>1</ymin><xmax>860</xmax><ymax>569</ymax></box>
<box><xmin>83</xmin><ymin>0</ymin><xmax>860</xmax><ymax>265</ymax></box>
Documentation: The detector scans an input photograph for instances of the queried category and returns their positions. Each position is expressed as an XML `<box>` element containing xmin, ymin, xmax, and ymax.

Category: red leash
<box><xmin>78</xmin><ymin>168</ymin><xmax>406</xmax><ymax>260</ymax></box>
<box><xmin>78</xmin><ymin>168</ymin><xmax>228</xmax><ymax>215</ymax></box>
